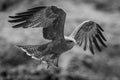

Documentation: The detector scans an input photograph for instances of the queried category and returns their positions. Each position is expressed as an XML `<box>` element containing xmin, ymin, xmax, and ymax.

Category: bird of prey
<box><xmin>8</xmin><ymin>6</ymin><xmax>107</xmax><ymax>67</ymax></box>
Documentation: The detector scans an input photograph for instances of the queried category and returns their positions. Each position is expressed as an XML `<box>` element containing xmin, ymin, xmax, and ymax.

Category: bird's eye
<box><xmin>67</xmin><ymin>40</ymin><xmax>73</xmax><ymax>43</ymax></box>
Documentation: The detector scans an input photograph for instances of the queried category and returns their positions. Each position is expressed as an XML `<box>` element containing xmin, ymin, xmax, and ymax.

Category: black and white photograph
<box><xmin>0</xmin><ymin>0</ymin><xmax>120</xmax><ymax>80</ymax></box>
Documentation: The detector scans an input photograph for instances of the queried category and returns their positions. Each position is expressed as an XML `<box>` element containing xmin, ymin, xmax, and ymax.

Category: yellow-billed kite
<box><xmin>8</xmin><ymin>6</ymin><xmax>107</xmax><ymax>67</ymax></box>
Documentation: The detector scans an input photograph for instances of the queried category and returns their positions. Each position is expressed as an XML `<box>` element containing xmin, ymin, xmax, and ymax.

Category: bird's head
<box><xmin>64</xmin><ymin>36</ymin><xmax>76</xmax><ymax>49</ymax></box>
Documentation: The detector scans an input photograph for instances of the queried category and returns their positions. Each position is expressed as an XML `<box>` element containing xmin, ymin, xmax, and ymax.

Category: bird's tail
<box><xmin>16</xmin><ymin>43</ymin><xmax>49</xmax><ymax>60</ymax></box>
<box><xmin>16</xmin><ymin>43</ymin><xmax>60</xmax><ymax>68</ymax></box>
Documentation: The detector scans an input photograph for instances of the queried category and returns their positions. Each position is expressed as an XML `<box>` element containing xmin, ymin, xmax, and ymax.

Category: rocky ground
<box><xmin>0</xmin><ymin>0</ymin><xmax>120</xmax><ymax>80</ymax></box>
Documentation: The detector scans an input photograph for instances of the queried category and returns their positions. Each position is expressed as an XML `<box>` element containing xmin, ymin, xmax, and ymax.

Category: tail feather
<box><xmin>16</xmin><ymin>45</ymin><xmax>44</xmax><ymax>60</ymax></box>
<box><xmin>16</xmin><ymin>43</ymin><xmax>60</xmax><ymax>67</ymax></box>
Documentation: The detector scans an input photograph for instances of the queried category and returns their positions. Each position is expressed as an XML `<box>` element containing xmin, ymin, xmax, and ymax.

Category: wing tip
<box><xmin>9</xmin><ymin>16</ymin><xmax>14</xmax><ymax>18</ymax></box>
<box><xmin>28</xmin><ymin>6</ymin><xmax>46</xmax><ymax>11</ymax></box>
<box><xmin>11</xmin><ymin>25</ymin><xmax>20</xmax><ymax>28</ymax></box>
<box><xmin>8</xmin><ymin>20</ymin><xmax>14</xmax><ymax>23</ymax></box>
<box><xmin>96</xmin><ymin>24</ymin><xmax>104</xmax><ymax>32</ymax></box>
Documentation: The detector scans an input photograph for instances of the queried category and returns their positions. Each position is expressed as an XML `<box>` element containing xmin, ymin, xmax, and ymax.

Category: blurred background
<box><xmin>0</xmin><ymin>0</ymin><xmax>120</xmax><ymax>80</ymax></box>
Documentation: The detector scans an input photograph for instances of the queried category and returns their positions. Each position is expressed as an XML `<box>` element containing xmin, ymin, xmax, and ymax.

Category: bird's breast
<box><xmin>51</xmin><ymin>41</ymin><xmax>70</xmax><ymax>54</ymax></box>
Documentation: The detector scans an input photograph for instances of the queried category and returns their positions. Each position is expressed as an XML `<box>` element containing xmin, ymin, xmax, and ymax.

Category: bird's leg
<box><xmin>47</xmin><ymin>61</ymin><xmax>58</xmax><ymax>69</ymax></box>
<box><xmin>45</xmin><ymin>57</ymin><xmax>58</xmax><ymax>68</ymax></box>
<box><xmin>50</xmin><ymin>54</ymin><xmax>60</xmax><ymax>67</ymax></box>
<box><xmin>40</xmin><ymin>54</ymin><xmax>53</xmax><ymax>68</ymax></box>
<box><xmin>43</xmin><ymin>55</ymin><xmax>61</xmax><ymax>73</ymax></box>
<box><xmin>47</xmin><ymin>60</ymin><xmax>61</xmax><ymax>73</ymax></box>
<box><xmin>46</xmin><ymin>60</ymin><xmax>52</xmax><ymax>69</ymax></box>
<box><xmin>45</xmin><ymin>55</ymin><xmax>60</xmax><ymax>68</ymax></box>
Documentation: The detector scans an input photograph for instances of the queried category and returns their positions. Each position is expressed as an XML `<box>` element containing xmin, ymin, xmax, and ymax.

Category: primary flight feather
<box><xmin>9</xmin><ymin>6</ymin><xmax>107</xmax><ymax>67</ymax></box>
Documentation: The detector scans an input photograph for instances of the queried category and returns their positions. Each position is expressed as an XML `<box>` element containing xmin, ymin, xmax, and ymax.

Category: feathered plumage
<box><xmin>9</xmin><ymin>6</ymin><xmax>107</xmax><ymax>67</ymax></box>
<box><xmin>70</xmin><ymin>20</ymin><xmax>107</xmax><ymax>54</ymax></box>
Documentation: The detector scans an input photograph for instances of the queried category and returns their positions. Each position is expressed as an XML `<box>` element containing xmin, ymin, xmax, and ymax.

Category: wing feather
<box><xmin>93</xmin><ymin>35</ymin><xmax>101</xmax><ymax>51</ymax></box>
<box><xmin>84</xmin><ymin>33</ymin><xmax>87</xmax><ymax>50</ymax></box>
<box><xmin>8</xmin><ymin>6</ymin><xmax>58</xmax><ymax>28</ymax></box>
<box><xmin>96</xmin><ymin>34</ymin><xmax>107</xmax><ymax>47</ymax></box>
<box><xmin>96</xmin><ymin>24</ymin><xmax>104</xmax><ymax>31</ymax></box>
<box><xmin>9</xmin><ymin>6</ymin><xmax>66</xmax><ymax>41</ymax></box>
<box><xmin>9</xmin><ymin>14</ymin><xmax>32</xmax><ymax>18</ymax></box>
<box><xmin>8</xmin><ymin>17</ymin><xmax>28</xmax><ymax>23</ymax></box>
<box><xmin>15</xmin><ymin>11</ymin><xmax>34</xmax><ymax>16</ymax></box>
<box><xmin>70</xmin><ymin>20</ymin><xmax>107</xmax><ymax>54</ymax></box>
<box><xmin>97</xmin><ymin>28</ymin><xmax>107</xmax><ymax>41</ymax></box>
<box><xmin>78</xmin><ymin>32</ymin><xmax>84</xmax><ymax>46</ymax></box>
<box><xmin>89</xmin><ymin>36</ymin><xmax>94</xmax><ymax>54</ymax></box>
<box><xmin>28</xmin><ymin>6</ymin><xmax>46</xmax><ymax>11</ymax></box>
<box><xmin>12</xmin><ymin>22</ymin><xmax>27</xmax><ymax>28</ymax></box>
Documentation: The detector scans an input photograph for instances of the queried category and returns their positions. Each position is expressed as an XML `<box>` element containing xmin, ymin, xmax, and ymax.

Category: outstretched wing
<box><xmin>70</xmin><ymin>20</ymin><xmax>107</xmax><ymax>54</ymax></box>
<box><xmin>8</xmin><ymin>6</ymin><xmax>66</xmax><ymax>40</ymax></box>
